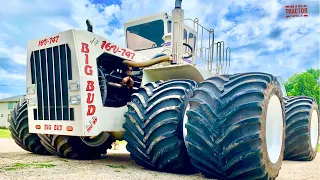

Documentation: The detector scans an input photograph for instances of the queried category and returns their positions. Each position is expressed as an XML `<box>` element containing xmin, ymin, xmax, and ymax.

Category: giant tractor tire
<box><xmin>184</xmin><ymin>73</ymin><xmax>285</xmax><ymax>179</ymax></box>
<box><xmin>123</xmin><ymin>80</ymin><xmax>197</xmax><ymax>173</ymax></box>
<box><xmin>283</xmin><ymin>96</ymin><xmax>319</xmax><ymax>161</ymax></box>
<box><xmin>8</xmin><ymin>98</ymin><xmax>49</xmax><ymax>155</ymax></box>
<box><xmin>39</xmin><ymin>133</ymin><xmax>115</xmax><ymax>159</ymax></box>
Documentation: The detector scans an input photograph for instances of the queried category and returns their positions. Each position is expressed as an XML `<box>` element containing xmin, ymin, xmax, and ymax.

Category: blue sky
<box><xmin>0</xmin><ymin>0</ymin><xmax>319</xmax><ymax>98</ymax></box>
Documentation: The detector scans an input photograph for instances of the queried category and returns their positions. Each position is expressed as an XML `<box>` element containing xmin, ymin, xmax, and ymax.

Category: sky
<box><xmin>0</xmin><ymin>0</ymin><xmax>319</xmax><ymax>98</ymax></box>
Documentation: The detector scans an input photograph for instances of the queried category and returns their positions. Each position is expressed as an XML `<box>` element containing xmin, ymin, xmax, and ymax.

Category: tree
<box><xmin>285</xmin><ymin>68</ymin><xmax>320</xmax><ymax>105</ymax></box>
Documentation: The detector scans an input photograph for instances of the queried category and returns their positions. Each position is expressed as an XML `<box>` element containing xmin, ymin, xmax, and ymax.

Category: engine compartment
<box><xmin>96</xmin><ymin>53</ymin><xmax>142</xmax><ymax>107</ymax></box>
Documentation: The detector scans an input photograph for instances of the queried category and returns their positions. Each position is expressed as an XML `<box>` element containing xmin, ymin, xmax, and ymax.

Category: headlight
<box><xmin>26</xmin><ymin>87</ymin><xmax>35</xmax><ymax>94</ymax></box>
<box><xmin>69</xmin><ymin>82</ymin><xmax>80</xmax><ymax>91</ymax></box>
<box><xmin>28</xmin><ymin>98</ymin><xmax>36</xmax><ymax>106</ymax></box>
<box><xmin>70</xmin><ymin>95</ymin><xmax>81</xmax><ymax>105</ymax></box>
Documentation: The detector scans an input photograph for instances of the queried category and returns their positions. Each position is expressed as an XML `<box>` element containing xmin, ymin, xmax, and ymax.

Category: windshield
<box><xmin>126</xmin><ymin>19</ymin><xmax>164</xmax><ymax>51</ymax></box>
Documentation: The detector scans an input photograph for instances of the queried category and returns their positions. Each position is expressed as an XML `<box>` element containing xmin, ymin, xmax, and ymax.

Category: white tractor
<box><xmin>8</xmin><ymin>0</ymin><xmax>319</xmax><ymax>179</ymax></box>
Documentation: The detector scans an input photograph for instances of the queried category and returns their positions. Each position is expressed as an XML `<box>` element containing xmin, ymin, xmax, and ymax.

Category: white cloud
<box><xmin>0</xmin><ymin>41</ymin><xmax>26</xmax><ymax>65</ymax></box>
<box><xmin>0</xmin><ymin>92</ymin><xmax>13</xmax><ymax>99</ymax></box>
<box><xmin>214</xmin><ymin>0</ymin><xmax>319</xmax><ymax>79</ymax></box>
<box><xmin>0</xmin><ymin>68</ymin><xmax>25</xmax><ymax>80</ymax></box>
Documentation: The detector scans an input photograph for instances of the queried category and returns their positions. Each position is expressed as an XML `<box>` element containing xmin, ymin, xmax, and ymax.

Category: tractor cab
<box><xmin>124</xmin><ymin>13</ymin><xmax>197</xmax><ymax>60</ymax></box>
<box><xmin>124</xmin><ymin>10</ymin><xmax>230</xmax><ymax>75</ymax></box>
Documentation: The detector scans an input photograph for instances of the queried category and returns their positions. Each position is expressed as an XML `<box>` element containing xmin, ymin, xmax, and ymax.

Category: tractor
<box><xmin>8</xmin><ymin>0</ymin><xmax>319</xmax><ymax>179</ymax></box>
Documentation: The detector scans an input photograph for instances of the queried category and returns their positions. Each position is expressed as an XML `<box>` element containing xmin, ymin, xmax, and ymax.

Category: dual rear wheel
<box><xmin>183</xmin><ymin>73</ymin><xmax>285</xmax><ymax>179</ymax></box>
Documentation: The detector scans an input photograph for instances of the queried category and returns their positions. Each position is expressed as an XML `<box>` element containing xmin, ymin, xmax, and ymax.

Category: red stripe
<box><xmin>286</xmin><ymin>16</ymin><xmax>290</xmax><ymax>18</ymax></box>
<box><xmin>304</xmin><ymin>14</ymin><xmax>308</xmax><ymax>17</ymax></box>
<box><xmin>285</xmin><ymin>5</ymin><xmax>289</xmax><ymax>8</ymax></box>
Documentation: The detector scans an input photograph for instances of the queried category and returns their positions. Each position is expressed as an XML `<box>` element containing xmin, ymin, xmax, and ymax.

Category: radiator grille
<box><xmin>30</xmin><ymin>44</ymin><xmax>74</xmax><ymax>120</ymax></box>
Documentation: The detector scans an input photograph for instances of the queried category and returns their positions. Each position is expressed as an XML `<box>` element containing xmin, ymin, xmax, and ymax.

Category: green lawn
<box><xmin>2</xmin><ymin>162</ymin><xmax>56</xmax><ymax>171</ymax></box>
<box><xmin>0</xmin><ymin>129</ymin><xmax>11</xmax><ymax>138</ymax></box>
<box><xmin>318</xmin><ymin>144</ymin><xmax>320</xmax><ymax>152</ymax></box>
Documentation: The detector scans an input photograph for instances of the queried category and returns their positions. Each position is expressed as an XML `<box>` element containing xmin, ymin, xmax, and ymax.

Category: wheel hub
<box><xmin>266</xmin><ymin>95</ymin><xmax>284</xmax><ymax>164</ymax></box>
<box><xmin>310</xmin><ymin>109</ymin><xmax>319</xmax><ymax>149</ymax></box>
<box><xmin>183</xmin><ymin>104</ymin><xmax>191</xmax><ymax>142</ymax></box>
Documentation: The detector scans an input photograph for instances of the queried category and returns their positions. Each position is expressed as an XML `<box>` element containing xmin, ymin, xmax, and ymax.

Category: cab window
<box><xmin>126</xmin><ymin>20</ymin><xmax>165</xmax><ymax>51</ymax></box>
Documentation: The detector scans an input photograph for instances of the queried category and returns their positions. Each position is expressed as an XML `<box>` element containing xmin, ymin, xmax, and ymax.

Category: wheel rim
<box><xmin>80</xmin><ymin>132</ymin><xmax>110</xmax><ymax>147</ymax></box>
<box><xmin>183</xmin><ymin>104</ymin><xmax>191</xmax><ymax>141</ymax></box>
<box><xmin>310</xmin><ymin>109</ymin><xmax>319</xmax><ymax>149</ymax></box>
<box><xmin>266</xmin><ymin>95</ymin><xmax>283</xmax><ymax>164</ymax></box>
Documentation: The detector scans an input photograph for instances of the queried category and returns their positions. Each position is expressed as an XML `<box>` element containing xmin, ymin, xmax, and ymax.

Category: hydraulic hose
<box><xmin>122</xmin><ymin>55</ymin><xmax>171</xmax><ymax>68</ymax></box>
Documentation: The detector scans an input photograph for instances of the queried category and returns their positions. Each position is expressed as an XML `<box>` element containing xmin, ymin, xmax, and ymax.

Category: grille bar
<box><xmin>34</xmin><ymin>50</ymin><xmax>44</xmax><ymax>120</ymax></box>
<box><xmin>53</xmin><ymin>46</ymin><xmax>62</xmax><ymax>120</ymax></box>
<box><xmin>65</xmin><ymin>45</ymin><xmax>71</xmax><ymax>121</ymax></box>
<box><xmin>40</xmin><ymin>49</ymin><xmax>49</xmax><ymax>120</ymax></box>
<box><xmin>47</xmin><ymin>47</ymin><xmax>55</xmax><ymax>120</ymax></box>
<box><xmin>51</xmin><ymin>47</ymin><xmax>58</xmax><ymax>120</ymax></box>
<box><xmin>30</xmin><ymin>44</ymin><xmax>74</xmax><ymax>121</ymax></box>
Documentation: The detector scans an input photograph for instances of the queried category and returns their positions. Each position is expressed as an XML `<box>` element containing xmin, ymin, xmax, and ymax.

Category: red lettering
<box><xmin>84</xmin><ymin>65</ymin><xmax>93</xmax><ymax>75</ymax></box>
<box><xmin>303</xmin><ymin>8</ymin><xmax>308</xmax><ymax>13</ymax></box>
<box><xmin>86</xmin><ymin>81</ymin><xmax>94</xmax><ymax>91</ymax></box>
<box><xmin>87</xmin><ymin>124</ymin><xmax>93</xmax><ymax>132</ymax></box>
<box><xmin>93</xmin><ymin>117</ymin><xmax>97</xmax><ymax>125</ymax></box>
<box><xmin>85</xmin><ymin>54</ymin><xmax>89</xmax><ymax>64</ymax></box>
<box><xmin>101</xmin><ymin>41</ymin><xmax>106</xmax><ymax>49</ymax></box>
<box><xmin>81</xmin><ymin>43</ymin><xmax>89</xmax><ymax>53</ymax></box>
<box><xmin>87</xmin><ymin>105</ymin><xmax>96</xmax><ymax>116</ymax></box>
<box><xmin>44</xmin><ymin>124</ymin><xmax>51</xmax><ymax>130</ymax></box>
<box><xmin>81</xmin><ymin>42</ymin><xmax>98</xmax><ymax>124</ymax></box>
<box><xmin>87</xmin><ymin>93</ymin><xmax>94</xmax><ymax>103</ymax></box>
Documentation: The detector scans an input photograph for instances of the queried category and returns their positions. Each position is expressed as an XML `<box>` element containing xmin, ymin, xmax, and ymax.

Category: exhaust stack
<box><xmin>171</xmin><ymin>0</ymin><xmax>184</xmax><ymax>64</ymax></box>
<box><xmin>86</xmin><ymin>19</ymin><xmax>93</xmax><ymax>32</ymax></box>
<box><xmin>175</xmin><ymin>0</ymin><xmax>182</xmax><ymax>8</ymax></box>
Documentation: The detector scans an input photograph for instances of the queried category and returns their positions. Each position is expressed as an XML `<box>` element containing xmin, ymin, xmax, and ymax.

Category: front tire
<box><xmin>123</xmin><ymin>80</ymin><xmax>197</xmax><ymax>173</ymax></box>
<box><xmin>39</xmin><ymin>133</ymin><xmax>115</xmax><ymax>159</ymax></box>
<box><xmin>283</xmin><ymin>96</ymin><xmax>319</xmax><ymax>161</ymax></box>
<box><xmin>185</xmin><ymin>73</ymin><xmax>285</xmax><ymax>179</ymax></box>
<box><xmin>8</xmin><ymin>98</ymin><xmax>49</xmax><ymax>155</ymax></box>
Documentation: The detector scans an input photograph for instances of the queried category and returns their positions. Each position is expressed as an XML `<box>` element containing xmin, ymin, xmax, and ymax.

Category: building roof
<box><xmin>0</xmin><ymin>95</ymin><xmax>25</xmax><ymax>103</ymax></box>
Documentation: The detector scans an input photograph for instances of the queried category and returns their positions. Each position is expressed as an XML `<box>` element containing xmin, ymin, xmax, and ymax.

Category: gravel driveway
<box><xmin>0</xmin><ymin>138</ymin><xmax>319</xmax><ymax>180</ymax></box>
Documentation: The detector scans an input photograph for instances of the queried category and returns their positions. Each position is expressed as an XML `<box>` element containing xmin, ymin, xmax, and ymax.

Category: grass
<box><xmin>106</xmin><ymin>164</ymin><xmax>127</xmax><ymax>169</ymax></box>
<box><xmin>0</xmin><ymin>128</ymin><xmax>11</xmax><ymax>138</ymax></box>
<box><xmin>318</xmin><ymin>144</ymin><xmax>320</xmax><ymax>152</ymax></box>
<box><xmin>116</xmin><ymin>140</ymin><xmax>127</xmax><ymax>145</ymax></box>
<box><xmin>2</xmin><ymin>162</ymin><xmax>56</xmax><ymax>171</ymax></box>
<box><xmin>106</xmin><ymin>164</ymin><xmax>127</xmax><ymax>173</ymax></box>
